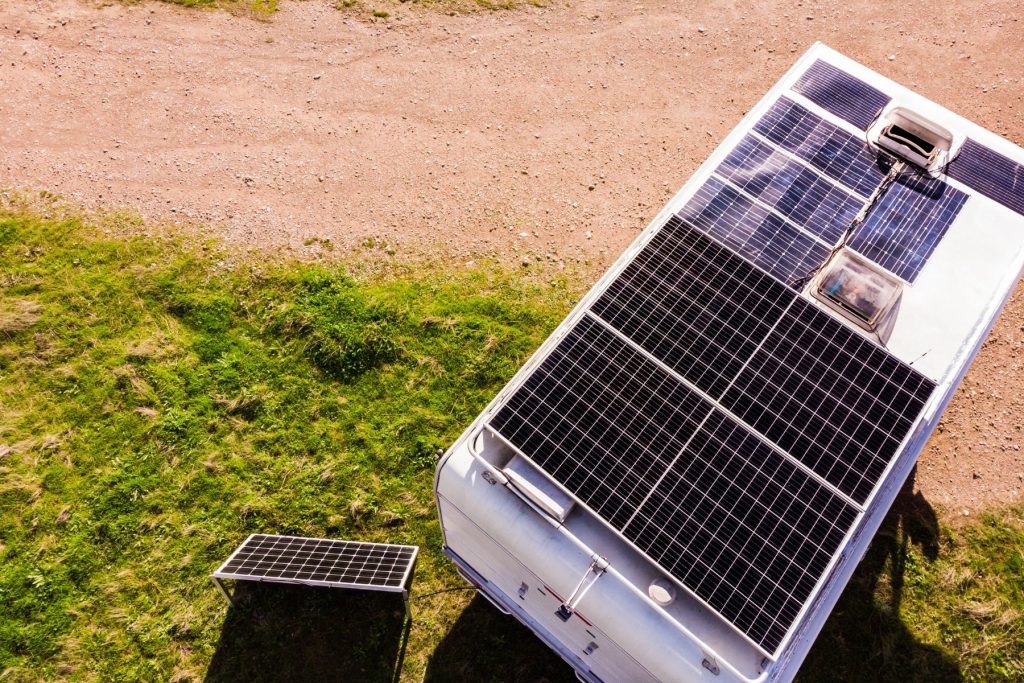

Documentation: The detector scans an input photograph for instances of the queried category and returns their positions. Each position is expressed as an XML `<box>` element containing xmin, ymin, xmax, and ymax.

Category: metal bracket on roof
<box><xmin>555</xmin><ymin>554</ymin><xmax>609</xmax><ymax>622</ymax></box>
<box><xmin>702</xmin><ymin>655</ymin><xmax>721</xmax><ymax>676</ymax></box>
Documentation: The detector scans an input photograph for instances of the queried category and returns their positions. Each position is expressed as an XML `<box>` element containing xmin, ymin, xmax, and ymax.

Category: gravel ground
<box><xmin>1</xmin><ymin>0</ymin><xmax>1023</xmax><ymax>517</ymax></box>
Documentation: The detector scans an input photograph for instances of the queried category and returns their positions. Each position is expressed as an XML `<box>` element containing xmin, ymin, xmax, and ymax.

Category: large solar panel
<box><xmin>947</xmin><ymin>138</ymin><xmax>1024</xmax><ymax>216</ymax></box>
<box><xmin>622</xmin><ymin>409</ymin><xmax>859</xmax><ymax>652</ymax></box>
<box><xmin>490</xmin><ymin>312</ymin><xmax>862</xmax><ymax>654</ymax></box>
<box><xmin>847</xmin><ymin>172</ymin><xmax>968</xmax><ymax>282</ymax></box>
<box><xmin>489</xmin><ymin>316</ymin><xmax>712</xmax><ymax>529</ymax></box>
<box><xmin>719</xmin><ymin>297</ymin><xmax>935</xmax><ymax>503</ymax></box>
<box><xmin>792</xmin><ymin>59</ymin><xmax>891</xmax><ymax>130</ymax></box>
<box><xmin>754</xmin><ymin>97</ymin><xmax>889</xmax><ymax>197</ymax></box>
<box><xmin>489</xmin><ymin>219</ymin><xmax>935</xmax><ymax>654</ymax></box>
<box><xmin>590</xmin><ymin>215</ymin><xmax>793</xmax><ymax>396</ymax></box>
<box><xmin>213</xmin><ymin>535</ymin><xmax>418</xmax><ymax>592</ymax></box>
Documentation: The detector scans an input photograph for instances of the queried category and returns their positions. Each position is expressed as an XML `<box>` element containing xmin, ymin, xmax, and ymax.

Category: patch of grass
<box><xmin>0</xmin><ymin>202</ymin><xmax>575</xmax><ymax>680</ymax></box>
<box><xmin>131</xmin><ymin>0</ymin><xmax>279</xmax><ymax>20</ymax></box>
<box><xmin>801</xmin><ymin>500</ymin><xmax>1024</xmax><ymax>682</ymax></box>
<box><xmin>0</xmin><ymin>200</ymin><xmax>1022</xmax><ymax>682</ymax></box>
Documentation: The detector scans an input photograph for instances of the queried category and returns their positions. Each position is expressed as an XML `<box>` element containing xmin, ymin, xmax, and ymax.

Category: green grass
<box><xmin>800</xmin><ymin>496</ymin><xmax>1024</xmax><ymax>682</ymax></box>
<box><xmin>0</xmin><ymin>199</ymin><xmax>576</xmax><ymax>681</ymax></box>
<box><xmin>0</xmin><ymin>200</ymin><xmax>1022</xmax><ymax>681</ymax></box>
<box><xmin>130</xmin><ymin>0</ymin><xmax>279</xmax><ymax>20</ymax></box>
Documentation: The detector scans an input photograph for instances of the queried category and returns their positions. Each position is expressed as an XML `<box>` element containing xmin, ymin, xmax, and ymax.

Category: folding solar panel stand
<box><xmin>434</xmin><ymin>43</ymin><xmax>1024</xmax><ymax>683</ymax></box>
<box><xmin>211</xmin><ymin>535</ymin><xmax>419</xmax><ymax>620</ymax></box>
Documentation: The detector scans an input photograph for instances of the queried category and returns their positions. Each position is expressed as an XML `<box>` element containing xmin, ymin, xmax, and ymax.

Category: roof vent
<box><xmin>813</xmin><ymin>251</ymin><xmax>902</xmax><ymax>331</ymax></box>
<box><xmin>870</xmin><ymin>107</ymin><xmax>954</xmax><ymax>173</ymax></box>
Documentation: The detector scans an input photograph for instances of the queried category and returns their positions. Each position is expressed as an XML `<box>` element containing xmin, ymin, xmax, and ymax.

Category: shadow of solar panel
<box><xmin>720</xmin><ymin>297</ymin><xmax>935</xmax><ymax>503</ymax></box>
<box><xmin>847</xmin><ymin>172</ymin><xmax>968</xmax><ymax>282</ymax></box>
<box><xmin>489</xmin><ymin>315</ymin><xmax>714</xmax><ymax>529</ymax></box>
<box><xmin>716</xmin><ymin>134</ymin><xmax>864</xmax><ymax>244</ymax></box>
<box><xmin>947</xmin><ymin>138</ymin><xmax>1024</xmax><ymax>216</ymax></box>
<box><xmin>622</xmin><ymin>409</ymin><xmax>859</xmax><ymax>654</ymax></box>
<box><xmin>591</xmin><ymin>216</ymin><xmax>792</xmax><ymax>397</ymax></box>
<box><xmin>792</xmin><ymin>59</ymin><xmax>891</xmax><ymax>130</ymax></box>
<box><xmin>218</xmin><ymin>535</ymin><xmax>416</xmax><ymax>589</ymax></box>
<box><xmin>754</xmin><ymin>97</ymin><xmax>889</xmax><ymax>197</ymax></box>
<box><xmin>676</xmin><ymin>178</ymin><xmax>832</xmax><ymax>285</ymax></box>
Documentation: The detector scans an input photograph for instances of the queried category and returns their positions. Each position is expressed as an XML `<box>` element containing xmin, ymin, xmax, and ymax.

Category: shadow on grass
<box><xmin>205</xmin><ymin>583</ymin><xmax>410</xmax><ymax>683</ymax></box>
<box><xmin>799</xmin><ymin>467</ymin><xmax>961</xmax><ymax>682</ymax></box>
<box><xmin>423</xmin><ymin>594</ymin><xmax>576</xmax><ymax>683</ymax></box>
<box><xmin>204</xmin><ymin>469</ymin><xmax>959</xmax><ymax>683</ymax></box>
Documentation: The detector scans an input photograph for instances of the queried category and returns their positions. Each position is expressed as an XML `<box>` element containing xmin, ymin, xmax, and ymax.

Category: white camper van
<box><xmin>434</xmin><ymin>43</ymin><xmax>1024</xmax><ymax>683</ymax></box>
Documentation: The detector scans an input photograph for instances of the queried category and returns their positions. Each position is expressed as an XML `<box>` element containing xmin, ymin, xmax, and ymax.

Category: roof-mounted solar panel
<box><xmin>792</xmin><ymin>58</ymin><xmax>891</xmax><ymax>130</ymax></box>
<box><xmin>947</xmin><ymin>138</ymin><xmax>1024</xmax><ymax>216</ymax></box>
<box><xmin>434</xmin><ymin>43</ymin><xmax>1024</xmax><ymax>683</ymax></box>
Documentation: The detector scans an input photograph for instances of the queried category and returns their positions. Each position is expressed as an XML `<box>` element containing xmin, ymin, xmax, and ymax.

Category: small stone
<box><xmin>313</xmin><ymin>73</ymin><xmax>323</xmax><ymax>80</ymax></box>
<box><xmin>888</xmin><ymin>54</ymin><xmax>896</xmax><ymax>61</ymax></box>
<box><xmin>697</xmin><ymin>25</ymin><xmax>706</xmax><ymax>33</ymax></box>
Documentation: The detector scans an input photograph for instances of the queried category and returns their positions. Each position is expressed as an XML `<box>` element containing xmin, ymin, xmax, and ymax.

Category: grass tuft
<box><xmin>126</xmin><ymin>0</ymin><xmax>279</xmax><ymax>20</ymax></box>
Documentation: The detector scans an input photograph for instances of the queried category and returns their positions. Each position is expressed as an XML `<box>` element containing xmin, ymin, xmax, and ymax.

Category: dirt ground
<box><xmin>1</xmin><ymin>0</ymin><xmax>1023</xmax><ymax>518</ymax></box>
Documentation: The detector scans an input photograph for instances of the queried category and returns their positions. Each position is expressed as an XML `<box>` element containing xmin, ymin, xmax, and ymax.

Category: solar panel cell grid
<box><xmin>720</xmin><ymin>298</ymin><xmax>935</xmax><ymax>503</ymax></box>
<box><xmin>847</xmin><ymin>172</ymin><xmax>967</xmax><ymax>282</ymax></box>
<box><xmin>715</xmin><ymin>134</ymin><xmax>864</xmax><ymax>245</ymax></box>
<box><xmin>946</xmin><ymin>138</ymin><xmax>1024</xmax><ymax>216</ymax></box>
<box><xmin>792</xmin><ymin>59</ymin><xmax>892</xmax><ymax>130</ymax></box>
<box><xmin>217</xmin><ymin>535</ymin><xmax>416</xmax><ymax>589</ymax></box>
<box><xmin>591</xmin><ymin>215</ymin><xmax>794</xmax><ymax>397</ymax></box>
<box><xmin>622</xmin><ymin>409</ymin><xmax>859</xmax><ymax>653</ymax></box>
<box><xmin>754</xmin><ymin>97</ymin><xmax>889</xmax><ymax>197</ymax></box>
<box><xmin>489</xmin><ymin>315</ymin><xmax>714</xmax><ymax>529</ymax></box>
<box><xmin>488</xmin><ymin>217</ymin><xmax>937</xmax><ymax>652</ymax></box>
<box><xmin>675</xmin><ymin>178</ymin><xmax>833</xmax><ymax>285</ymax></box>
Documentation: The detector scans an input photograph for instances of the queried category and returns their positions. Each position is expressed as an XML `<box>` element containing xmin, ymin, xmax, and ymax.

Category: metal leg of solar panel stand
<box><xmin>402</xmin><ymin>553</ymin><xmax>418</xmax><ymax>622</ymax></box>
<box><xmin>211</xmin><ymin>576</ymin><xmax>235</xmax><ymax>606</ymax></box>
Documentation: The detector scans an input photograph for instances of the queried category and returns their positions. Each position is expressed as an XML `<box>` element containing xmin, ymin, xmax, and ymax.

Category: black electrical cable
<box><xmin>788</xmin><ymin>149</ymin><xmax>909</xmax><ymax>290</ymax></box>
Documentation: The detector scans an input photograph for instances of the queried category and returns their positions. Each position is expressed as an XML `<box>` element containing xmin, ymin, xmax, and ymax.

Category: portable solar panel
<box><xmin>211</xmin><ymin>535</ymin><xmax>418</xmax><ymax>611</ymax></box>
<box><xmin>435</xmin><ymin>43</ymin><xmax>1024</xmax><ymax>683</ymax></box>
